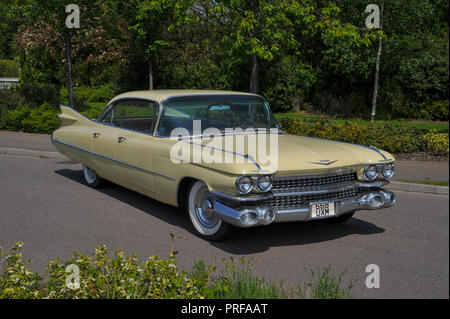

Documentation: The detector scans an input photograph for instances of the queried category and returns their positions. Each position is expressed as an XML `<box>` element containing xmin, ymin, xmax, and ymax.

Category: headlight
<box><xmin>364</xmin><ymin>165</ymin><xmax>379</xmax><ymax>181</ymax></box>
<box><xmin>381</xmin><ymin>163</ymin><xmax>395</xmax><ymax>179</ymax></box>
<box><xmin>236</xmin><ymin>176</ymin><xmax>253</xmax><ymax>194</ymax></box>
<box><xmin>257</xmin><ymin>175</ymin><xmax>272</xmax><ymax>192</ymax></box>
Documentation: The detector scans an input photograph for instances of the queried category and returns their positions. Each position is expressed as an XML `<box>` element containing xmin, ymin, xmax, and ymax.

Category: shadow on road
<box><xmin>55</xmin><ymin>168</ymin><xmax>385</xmax><ymax>254</ymax></box>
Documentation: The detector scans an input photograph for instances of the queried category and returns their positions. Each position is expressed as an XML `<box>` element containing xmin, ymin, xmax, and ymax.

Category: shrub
<box><xmin>60</xmin><ymin>83</ymin><xmax>119</xmax><ymax>104</ymax></box>
<box><xmin>423</xmin><ymin>130</ymin><xmax>449</xmax><ymax>155</ymax></box>
<box><xmin>278</xmin><ymin>118</ymin><xmax>449</xmax><ymax>155</ymax></box>
<box><xmin>0</xmin><ymin>89</ymin><xmax>26</xmax><ymax>116</ymax></box>
<box><xmin>0</xmin><ymin>242</ymin><xmax>205</xmax><ymax>299</ymax></box>
<box><xmin>16</xmin><ymin>83</ymin><xmax>60</xmax><ymax>109</ymax></box>
<box><xmin>0</xmin><ymin>242</ymin><xmax>353</xmax><ymax>299</ymax></box>
<box><xmin>0</xmin><ymin>60</ymin><xmax>19</xmax><ymax>77</ymax></box>
<box><xmin>0</xmin><ymin>103</ymin><xmax>59</xmax><ymax>134</ymax></box>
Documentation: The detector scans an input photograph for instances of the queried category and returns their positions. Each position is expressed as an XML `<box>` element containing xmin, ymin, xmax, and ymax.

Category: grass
<box><xmin>274</xmin><ymin>112</ymin><xmax>449</xmax><ymax>133</ymax></box>
<box><xmin>201</xmin><ymin>258</ymin><xmax>354</xmax><ymax>299</ymax></box>
<box><xmin>398</xmin><ymin>180</ymin><xmax>449</xmax><ymax>187</ymax></box>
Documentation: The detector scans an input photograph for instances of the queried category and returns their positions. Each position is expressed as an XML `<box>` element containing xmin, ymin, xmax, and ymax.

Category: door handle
<box><xmin>118</xmin><ymin>136</ymin><xmax>127</xmax><ymax>143</ymax></box>
<box><xmin>93</xmin><ymin>132</ymin><xmax>101</xmax><ymax>138</ymax></box>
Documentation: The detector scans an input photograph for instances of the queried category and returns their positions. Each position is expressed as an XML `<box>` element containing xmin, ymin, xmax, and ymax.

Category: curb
<box><xmin>0</xmin><ymin>147</ymin><xmax>67</xmax><ymax>160</ymax></box>
<box><xmin>387</xmin><ymin>181</ymin><xmax>449</xmax><ymax>195</ymax></box>
<box><xmin>1</xmin><ymin>146</ymin><xmax>448</xmax><ymax>195</ymax></box>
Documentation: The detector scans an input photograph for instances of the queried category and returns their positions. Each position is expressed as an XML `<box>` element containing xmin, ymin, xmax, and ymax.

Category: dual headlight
<box><xmin>363</xmin><ymin>163</ymin><xmax>395</xmax><ymax>181</ymax></box>
<box><xmin>236</xmin><ymin>175</ymin><xmax>272</xmax><ymax>194</ymax></box>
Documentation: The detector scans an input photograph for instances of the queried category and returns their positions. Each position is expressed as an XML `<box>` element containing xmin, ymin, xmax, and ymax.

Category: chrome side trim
<box><xmin>185</xmin><ymin>141</ymin><xmax>263</xmax><ymax>172</ymax></box>
<box><xmin>52</xmin><ymin>137</ymin><xmax>175</xmax><ymax>181</ymax></box>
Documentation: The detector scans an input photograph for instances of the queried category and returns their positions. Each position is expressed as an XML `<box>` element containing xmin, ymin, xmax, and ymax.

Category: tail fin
<box><xmin>58</xmin><ymin>105</ymin><xmax>91</xmax><ymax>127</ymax></box>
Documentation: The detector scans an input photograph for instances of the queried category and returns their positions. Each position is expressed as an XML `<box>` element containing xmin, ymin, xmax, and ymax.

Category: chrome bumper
<box><xmin>207</xmin><ymin>189</ymin><xmax>396</xmax><ymax>228</ymax></box>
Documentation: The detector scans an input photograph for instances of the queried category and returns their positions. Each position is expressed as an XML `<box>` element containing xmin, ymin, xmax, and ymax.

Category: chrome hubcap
<box><xmin>194</xmin><ymin>186</ymin><xmax>219</xmax><ymax>228</ymax></box>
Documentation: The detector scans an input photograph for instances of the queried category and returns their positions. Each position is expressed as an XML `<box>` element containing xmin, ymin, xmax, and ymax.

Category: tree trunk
<box><xmin>65</xmin><ymin>32</ymin><xmax>74</xmax><ymax>108</ymax></box>
<box><xmin>371</xmin><ymin>0</ymin><xmax>384</xmax><ymax>122</ymax></box>
<box><xmin>249</xmin><ymin>53</ymin><xmax>259</xmax><ymax>94</ymax></box>
<box><xmin>149</xmin><ymin>60</ymin><xmax>154</xmax><ymax>90</ymax></box>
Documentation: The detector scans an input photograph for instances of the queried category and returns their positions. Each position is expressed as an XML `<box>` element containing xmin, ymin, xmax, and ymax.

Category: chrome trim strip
<box><xmin>291</xmin><ymin>134</ymin><xmax>390</xmax><ymax>161</ymax></box>
<box><xmin>52</xmin><ymin>137</ymin><xmax>175</xmax><ymax>181</ymax></box>
<box><xmin>183</xmin><ymin>140</ymin><xmax>263</xmax><ymax>172</ymax></box>
<box><xmin>209</xmin><ymin>190</ymin><xmax>273</xmax><ymax>202</ymax></box>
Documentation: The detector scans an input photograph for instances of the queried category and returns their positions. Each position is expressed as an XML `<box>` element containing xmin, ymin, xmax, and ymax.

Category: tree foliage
<box><xmin>0</xmin><ymin>0</ymin><xmax>447</xmax><ymax>119</ymax></box>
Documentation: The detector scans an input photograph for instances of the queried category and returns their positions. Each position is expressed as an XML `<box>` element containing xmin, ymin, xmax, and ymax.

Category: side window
<box><xmin>112</xmin><ymin>100</ymin><xmax>158</xmax><ymax>134</ymax></box>
<box><xmin>101</xmin><ymin>108</ymin><xmax>113</xmax><ymax>124</ymax></box>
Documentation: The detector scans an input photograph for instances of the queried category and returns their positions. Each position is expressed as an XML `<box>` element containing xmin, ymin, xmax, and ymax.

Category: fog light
<box><xmin>368</xmin><ymin>194</ymin><xmax>385</xmax><ymax>209</ymax></box>
<box><xmin>261</xmin><ymin>208</ymin><xmax>275</xmax><ymax>225</ymax></box>
<box><xmin>240</xmin><ymin>211</ymin><xmax>259</xmax><ymax>226</ymax></box>
<box><xmin>381</xmin><ymin>191</ymin><xmax>396</xmax><ymax>207</ymax></box>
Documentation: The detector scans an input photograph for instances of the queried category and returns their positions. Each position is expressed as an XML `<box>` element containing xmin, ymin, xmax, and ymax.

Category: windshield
<box><xmin>157</xmin><ymin>95</ymin><xmax>280</xmax><ymax>137</ymax></box>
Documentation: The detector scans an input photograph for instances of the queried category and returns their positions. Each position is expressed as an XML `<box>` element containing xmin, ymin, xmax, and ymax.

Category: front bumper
<box><xmin>206</xmin><ymin>188</ymin><xmax>396</xmax><ymax>228</ymax></box>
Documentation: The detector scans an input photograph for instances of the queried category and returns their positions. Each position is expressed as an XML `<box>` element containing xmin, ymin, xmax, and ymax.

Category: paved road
<box><xmin>0</xmin><ymin>154</ymin><xmax>448</xmax><ymax>298</ymax></box>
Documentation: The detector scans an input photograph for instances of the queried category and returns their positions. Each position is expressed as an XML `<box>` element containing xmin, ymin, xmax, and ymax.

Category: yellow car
<box><xmin>52</xmin><ymin>90</ymin><xmax>396</xmax><ymax>241</ymax></box>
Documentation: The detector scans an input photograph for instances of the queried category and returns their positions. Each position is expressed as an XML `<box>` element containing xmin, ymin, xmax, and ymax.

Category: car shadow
<box><xmin>55</xmin><ymin>168</ymin><xmax>385</xmax><ymax>254</ymax></box>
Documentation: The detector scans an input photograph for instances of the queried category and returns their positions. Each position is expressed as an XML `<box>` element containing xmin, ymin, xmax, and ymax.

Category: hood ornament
<box><xmin>309</xmin><ymin>160</ymin><xmax>338</xmax><ymax>166</ymax></box>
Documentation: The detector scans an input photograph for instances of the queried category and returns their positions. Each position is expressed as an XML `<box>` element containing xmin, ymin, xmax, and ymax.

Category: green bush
<box><xmin>423</xmin><ymin>130</ymin><xmax>449</xmax><ymax>155</ymax></box>
<box><xmin>60</xmin><ymin>83</ymin><xmax>120</xmax><ymax>103</ymax></box>
<box><xmin>0</xmin><ymin>89</ymin><xmax>26</xmax><ymax>116</ymax></box>
<box><xmin>279</xmin><ymin>118</ymin><xmax>449</xmax><ymax>155</ymax></box>
<box><xmin>0</xmin><ymin>103</ymin><xmax>59</xmax><ymax>134</ymax></box>
<box><xmin>0</xmin><ymin>242</ymin><xmax>353</xmax><ymax>299</ymax></box>
<box><xmin>16</xmin><ymin>83</ymin><xmax>60</xmax><ymax>109</ymax></box>
<box><xmin>262</xmin><ymin>56</ymin><xmax>316</xmax><ymax>112</ymax></box>
<box><xmin>391</xmin><ymin>100</ymin><xmax>449</xmax><ymax>121</ymax></box>
<box><xmin>0</xmin><ymin>59</ymin><xmax>19</xmax><ymax>77</ymax></box>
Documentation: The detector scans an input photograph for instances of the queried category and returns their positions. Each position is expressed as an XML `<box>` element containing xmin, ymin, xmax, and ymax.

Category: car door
<box><xmin>90</xmin><ymin>106</ymin><xmax>122</xmax><ymax>183</ymax></box>
<box><xmin>112</xmin><ymin>99</ymin><xmax>159</xmax><ymax>193</ymax></box>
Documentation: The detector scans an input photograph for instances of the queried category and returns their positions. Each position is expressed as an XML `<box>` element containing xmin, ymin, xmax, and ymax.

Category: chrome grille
<box><xmin>260</xmin><ymin>188</ymin><xmax>359</xmax><ymax>209</ymax></box>
<box><xmin>272</xmin><ymin>172</ymin><xmax>357</xmax><ymax>192</ymax></box>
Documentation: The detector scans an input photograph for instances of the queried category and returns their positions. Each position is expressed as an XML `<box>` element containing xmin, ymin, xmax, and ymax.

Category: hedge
<box><xmin>0</xmin><ymin>242</ymin><xmax>352</xmax><ymax>299</ymax></box>
<box><xmin>279</xmin><ymin>118</ymin><xmax>449</xmax><ymax>156</ymax></box>
<box><xmin>0</xmin><ymin>105</ymin><xmax>447</xmax><ymax>156</ymax></box>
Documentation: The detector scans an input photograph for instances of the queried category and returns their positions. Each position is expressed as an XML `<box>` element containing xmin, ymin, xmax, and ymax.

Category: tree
<box><xmin>16</xmin><ymin>0</ymin><xmax>130</xmax><ymax>106</ymax></box>
<box><xmin>128</xmin><ymin>0</ymin><xmax>185</xmax><ymax>90</ymax></box>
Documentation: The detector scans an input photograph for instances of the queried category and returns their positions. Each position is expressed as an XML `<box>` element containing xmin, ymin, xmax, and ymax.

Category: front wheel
<box><xmin>82</xmin><ymin>165</ymin><xmax>105</xmax><ymax>188</ymax></box>
<box><xmin>187</xmin><ymin>180</ymin><xmax>235</xmax><ymax>241</ymax></box>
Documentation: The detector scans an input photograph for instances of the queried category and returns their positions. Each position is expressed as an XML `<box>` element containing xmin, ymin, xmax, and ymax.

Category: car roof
<box><xmin>107</xmin><ymin>89</ymin><xmax>261</xmax><ymax>105</ymax></box>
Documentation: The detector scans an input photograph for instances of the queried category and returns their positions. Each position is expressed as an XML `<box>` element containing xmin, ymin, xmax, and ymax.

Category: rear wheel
<box><xmin>82</xmin><ymin>165</ymin><xmax>105</xmax><ymax>188</ymax></box>
<box><xmin>326</xmin><ymin>211</ymin><xmax>355</xmax><ymax>224</ymax></box>
<box><xmin>187</xmin><ymin>180</ymin><xmax>235</xmax><ymax>241</ymax></box>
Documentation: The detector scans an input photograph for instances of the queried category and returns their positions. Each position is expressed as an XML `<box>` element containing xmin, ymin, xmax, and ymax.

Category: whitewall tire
<box><xmin>187</xmin><ymin>180</ymin><xmax>234</xmax><ymax>241</ymax></box>
<box><xmin>82</xmin><ymin>165</ymin><xmax>104</xmax><ymax>188</ymax></box>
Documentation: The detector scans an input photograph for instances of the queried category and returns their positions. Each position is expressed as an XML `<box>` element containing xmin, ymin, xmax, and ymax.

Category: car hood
<box><xmin>176</xmin><ymin>133</ymin><xmax>394</xmax><ymax>176</ymax></box>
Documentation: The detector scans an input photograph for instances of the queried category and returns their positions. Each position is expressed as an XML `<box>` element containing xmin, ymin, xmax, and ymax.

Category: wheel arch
<box><xmin>177</xmin><ymin>177</ymin><xmax>198</xmax><ymax>208</ymax></box>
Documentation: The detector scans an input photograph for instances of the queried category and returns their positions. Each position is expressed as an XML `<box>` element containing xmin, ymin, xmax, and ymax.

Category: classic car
<box><xmin>52</xmin><ymin>90</ymin><xmax>396</xmax><ymax>241</ymax></box>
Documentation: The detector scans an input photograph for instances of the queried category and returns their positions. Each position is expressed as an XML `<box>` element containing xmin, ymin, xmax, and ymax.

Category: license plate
<box><xmin>310</xmin><ymin>202</ymin><xmax>336</xmax><ymax>219</ymax></box>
